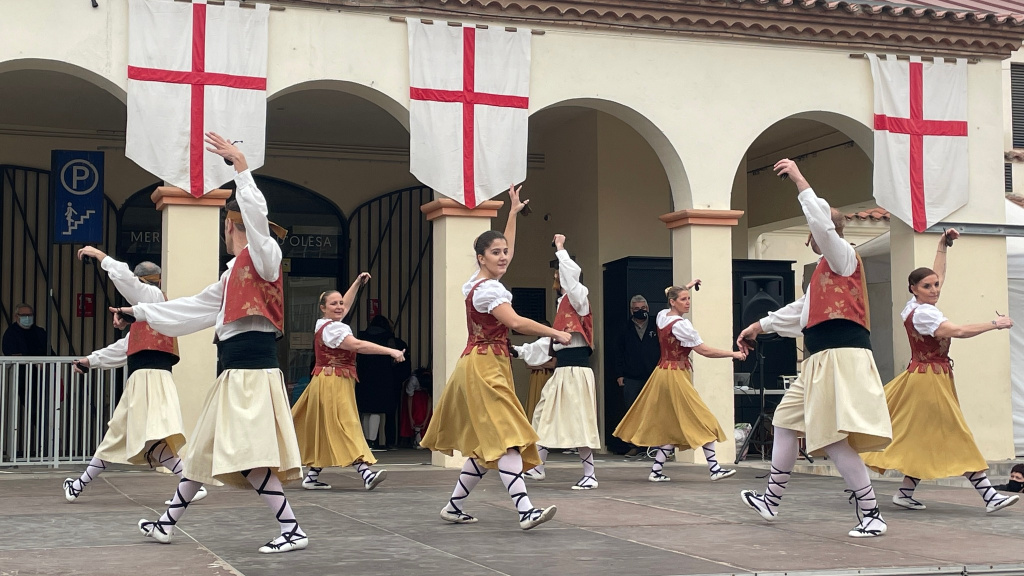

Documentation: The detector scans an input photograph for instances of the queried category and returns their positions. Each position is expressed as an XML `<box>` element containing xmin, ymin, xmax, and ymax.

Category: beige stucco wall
<box><xmin>1</xmin><ymin>0</ymin><xmax>1019</xmax><ymax>460</ymax></box>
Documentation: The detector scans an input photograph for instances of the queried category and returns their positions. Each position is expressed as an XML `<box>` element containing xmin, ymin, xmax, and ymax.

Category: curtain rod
<box><xmin>849</xmin><ymin>53</ymin><xmax>980</xmax><ymax>64</ymax></box>
<box><xmin>388</xmin><ymin>15</ymin><xmax>544</xmax><ymax>34</ymax></box>
<box><xmin>172</xmin><ymin>0</ymin><xmax>285</xmax><ymax>11</ymax></box>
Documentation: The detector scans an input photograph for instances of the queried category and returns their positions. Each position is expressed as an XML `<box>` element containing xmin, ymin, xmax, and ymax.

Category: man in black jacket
<box><xmin>613</xmin><ymin>295</ymin><xmax>661</xmax><ymax>458</ymax></box>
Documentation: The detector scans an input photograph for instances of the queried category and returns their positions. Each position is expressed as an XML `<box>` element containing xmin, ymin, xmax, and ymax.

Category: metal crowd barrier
<box><xmin>0</xmin><ymin>356</ymin><xmax>123</xmax><ymax>468</ymax></box>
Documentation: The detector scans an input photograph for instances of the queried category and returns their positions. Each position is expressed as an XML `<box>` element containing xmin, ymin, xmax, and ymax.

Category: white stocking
<box><xmin>70</xmin><ymin>457</ymin><xmax>108</xmax><ymax>495</ymax></box>
<box><xmin>242</xmin><ymin>468</ymin><xmax>306</xmax><ymax>545</ymax></box>
<box><xmin>444</xmin><ymin>458</ymin><xmax>487</xmax><ymax>516</ymax></box>
<box><xmin>145</xmin><ymin>440</ymin><xmax>184</xmax><ymax>478</ymax></box>
<box><xmin>823</xmin><ymin>439</ymin><xmax>877</xmax><ymax>514</ymax></box>
<box><xmin>498</xmin><ymin>449</ymin><xmax>536</xmax><ymax>519</ymax></box>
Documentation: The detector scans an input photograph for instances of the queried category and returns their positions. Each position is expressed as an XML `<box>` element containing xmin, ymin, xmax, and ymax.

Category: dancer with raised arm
<box><xmin>116</xmin><ymin>134</ymin><xmax>307</xmax><ymax>553</ymax></box>
<box><xmin>421</xmin><ymin>185</ymin><xmax>571</xmax><ymax>530</ymax></box>
<box><xmin>292</xmin><ymin>275</ymin><xmax>406</xmax><ymax>491</ymax></box>
<box><xmin>737</xmin><ymin>158</ymin><xmax>893</xmax><ymax>538</ymax></box>
<box><xmin>64</xmin><ymin>248</ymin><xmax>206</xmax><ymax>504</ymax></box>
<box><xmin>862</xmin><ymin>229</ymin><xmax>1019</xmax><ymax>514</ymax></box>
<box><xmin>614</xmin><ymin>282</ymin><xmax>744</xmax><ymax>483</ymax></box>
<box><xmin>520</xmin><ymin>234</ymin><xmax>602</xmax><ymax>490</ymax></box>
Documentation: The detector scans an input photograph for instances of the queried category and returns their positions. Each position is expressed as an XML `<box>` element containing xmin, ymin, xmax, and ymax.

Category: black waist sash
<box><xmin>554</xmin><ymin>347</ymin><xmax>591</xmax><ymax>368</ymax></box>
<box><xmin>216</xmin><ymin>332</ymin><xmax>279</xmax><ymax>376</ymax></box>
<box><xmin>126</xmin><ymin>350</ymin><xmax>178</xmax><ymax>379</ymax></box>
<box><xmin>803</xmin><ymin>319</ymin><xmax>872</xmax><ymax>356</ymax></box>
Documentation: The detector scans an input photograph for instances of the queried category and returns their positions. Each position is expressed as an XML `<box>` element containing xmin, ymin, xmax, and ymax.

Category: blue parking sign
<box><xmin>53</xmin><ymin>151</ymin><xmax>104</xmax><ymax>244</ymax></box>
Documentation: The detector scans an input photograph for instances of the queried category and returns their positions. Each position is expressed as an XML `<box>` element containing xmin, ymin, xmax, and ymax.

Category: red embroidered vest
<box><xmin>126</xmin><ymin>321</ymin><xmax>178</xmax><ymax>358</ymax></box>
<box><xmin>904</xmin><ymin>308</ymin><xmax>952</xmax><ymax>374</ymax></box>
<box><xmin>806</xmin><ymin>253</ymin><xmax>870</xmax><ymax>330</ymax></box>
<box><xmin>222</xmin><ymin>247</ymin><xmax>284</xmax><ymax>332</ymax></box>
<box><xmin>462</xmin><ymin>280</ymin><xmax>510</xmax><ymax>357</ymax></box>
<box><xmin>127</xmin><ymin>291</ymin><xmax>178</xmax><ymax>358</ymax></box>
<box><xmin>552</xmin><ymin>295</ymin><xmax>594</xmax><ymax>348</ymax></box>
<box><xmin>312</xmin><ymin>322</ymin><xmax>358</xmax><ymax>379</ymax></box>
<box><xmin>657</xmin><ymin>318</ymin><xmax>693</xmax><ymax>371</ymax></box>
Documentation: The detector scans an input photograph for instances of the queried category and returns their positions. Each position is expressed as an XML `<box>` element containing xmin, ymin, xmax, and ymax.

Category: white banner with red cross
<box><xmin>868</xmin><ymin>54</ymin><xmax>969</xmax><ymax>232</ymax></box>
<box><xmin>126</xmin><ymin>0</ymin><xmax>269</xmax><ymax>198</ymax></box>
<box><xmin>408</xmin><ymin>20</ymin><xmax>531</xmax><ymax>209</ymax></box>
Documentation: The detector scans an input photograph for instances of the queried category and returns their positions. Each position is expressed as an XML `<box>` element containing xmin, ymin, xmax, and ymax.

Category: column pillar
<box><xmin>660</xmin><ymin>209</ymin><xmax>744</xmax><ymax>464</ymax></box>
<box><xmin>151</xmin><ymin>186</ymin><xmax>230</xmax><ymax>435</ymax></box>
<box><xmin>889</xmin><ymin>219</ymin><xmax>1014</xmax><ymax>459</ymax></box>
<box><xmin>421</xmin><ymin>198</ymin><xmax>504</xmax><ymax>468</ymax></box>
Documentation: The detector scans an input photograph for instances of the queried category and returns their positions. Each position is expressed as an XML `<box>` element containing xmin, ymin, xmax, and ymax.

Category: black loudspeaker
<box><xmin>741</xmin><ymin>275</ymin><xmax>785</xmax><ymax>327</ymax></box>
<box><xmin>732</xmin><ymin>260</ymin><xmax>797</xmax><ymax>389</ymax></box>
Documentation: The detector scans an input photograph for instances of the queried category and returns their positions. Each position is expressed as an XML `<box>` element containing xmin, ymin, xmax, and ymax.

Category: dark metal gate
<box><xmin>0</xmin><ymin>165</ymin><xmax>120</xmax><ymax>357</ymax></box>
<box><xmin>348</xmin><ymin>186</ymin><xmax>434</xmax><ymax>371</ymax></box>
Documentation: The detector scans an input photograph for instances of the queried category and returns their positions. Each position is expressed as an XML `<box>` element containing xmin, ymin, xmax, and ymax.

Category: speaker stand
<box><xmin>734</xmin><ymin>340</ymin><xmax>813</xmax><ymax>464</ymax></box>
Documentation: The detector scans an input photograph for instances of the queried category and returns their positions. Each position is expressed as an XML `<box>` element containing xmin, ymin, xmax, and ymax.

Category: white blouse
<box><xmin>316</xmin><ymin>318</ymin><xmax>353</xmax><ymax>349</ymax></box>
<box><xmin>87</xmin><ymin>335</ymin><xmax>129</xmax><ymax>369</ymax></box>
<box><xmin>134</xmin><ymin>170</ymin><xmax>282</xmax><ymax>341</ymax></box>
<box><xmin>514</xmin><ymin>337</ymin><xmax>553</xmax><ymax>367</ymax></box>
<box><xmin>901</xmin><ymin>298</ymin><xmax>948</xmax><ymax>337</ymax></box>
<box><xmin>463</xmin><ymin>272</ymin><xmax>513</xmax><ymax>314</ymax></box>
<box><xmin>656</xmin><ymin>309</ymin><xmax>703</xmax><ymax>347</ymax></box>
<box><xmin>86</xmin><ymin>255</ymin><xmax>169</xmax><ymax>368</ymax></box>
<box><xmin>759</xmin><ymin>188</ymin><xmax>858</xmax><ymax>339</ymax></box>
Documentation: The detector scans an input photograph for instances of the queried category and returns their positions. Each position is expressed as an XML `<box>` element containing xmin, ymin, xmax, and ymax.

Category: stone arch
<box><xmin>0</xmin><ymin>58</ymin><xmax>127</xmax><ymax>104</ymax></box>
<box><xmin>269</xmin><ymin>79</ymin><xmax>409</xmax><ymax>131</ymax></box>
<box><xmin>533</xmin><ymin>98</ymin><xmax>691</xmax><ymax>211</ymax></box>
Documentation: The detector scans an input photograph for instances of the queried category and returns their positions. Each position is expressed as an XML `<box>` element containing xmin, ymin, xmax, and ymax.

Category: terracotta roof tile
<box><xmin>845</xmin><ymin>208</ymin><xmax>891</xmax><ymax>221</ymax></box>
<box><xmin>719</xmin><ymin>0</ymin><xmax>1024</xmax><ymax>24</ymax></box>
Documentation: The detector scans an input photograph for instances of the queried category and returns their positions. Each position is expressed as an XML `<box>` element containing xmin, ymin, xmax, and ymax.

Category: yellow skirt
<box><xmin>94</xmin><ymin>369</ymin><xmax>186</xmax><ymax>465</ymax></box>
<box><xmin>292</xmin><ymin>373</ymin><xmax>376</xmax><ymax>468</ymax></box>
<box><xmin>862</xmin><ymin>367</ymin><xmax>987</xmax><ymax>479</ymax></box>
<box><xmin>183</xmin><ymin>369</ymin><xmax>303</xmax><ymax>488</ymax></box>
<box><xmin>613</xmin><ymin>367</ymin><xmax>726</xmax><ymax>450</ymax></box>
<box><xmin>420</xmin><ymin>350</ymin><xmax>541</xmax><ymax>470</ymax></box>
<box><xmin>525</xmin><ymin>368</ymin><xmax>553</xmax><ymax>422</ymax></box>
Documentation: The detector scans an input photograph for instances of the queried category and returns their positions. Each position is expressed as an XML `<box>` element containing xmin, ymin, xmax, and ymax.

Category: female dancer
<box><xmin>292</xmin><ymin>274</ymin><xmax>406</xmax><ymax>491</ymax></box>
<box><xmin>421</xmin><ymin>185</ymin><xmax>571</xmax><ymax>530</ymax></box>
<box><xmin>614</xmin><ymin>282</ymin><xmax>745</xmax><ymax>482</ymax></box>
<box><xmin>862</xmin><ymin>230</ymin><xmax>1018</xmax><ymax>513</ymax></box>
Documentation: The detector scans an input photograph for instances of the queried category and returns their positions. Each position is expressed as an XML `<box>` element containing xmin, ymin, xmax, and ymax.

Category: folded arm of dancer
<box><xmin>125</xmin><ymin>170</ymin><xmax>279</xmax><ymax>338</ymax></box>
<box><xmin>514</xmin><ymin>337</ymin><xmax>553</xmax><ymax>367</ymax></box>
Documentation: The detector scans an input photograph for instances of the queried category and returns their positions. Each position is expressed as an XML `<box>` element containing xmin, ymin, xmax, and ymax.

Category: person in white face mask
<box><xmin>2</xmin><ymin>303</ymin><xmax>47</xmax><ymax>357</ymax></box>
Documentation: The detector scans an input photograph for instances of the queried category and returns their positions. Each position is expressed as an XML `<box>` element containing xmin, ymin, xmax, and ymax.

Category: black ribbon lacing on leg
<box><xmin>762</xmin><ymin>465</ymin><xmax>790</xmax><ymax>509</ymax></box>
<box><xmin>845</xmin><ymin>485</ymin><xmax>883</xmax><ymax>536</ymax></box>
<box><xmin>499</xmin><ymin>466</ymin><xmax>537</xmax><ymax>522</ymax></box>
<box><xmin>897</xmin><ymin>476</ymin><xmax>924</xmax><ymax>506</ymax></box>
<box><xmin>967</xmin><ymin>472</ymin><xmax>1004</xmax><ymax>507</ymax></box>
<box><xmin>650</xmin><ymin>446</ymin><xmax>673</xmax><ymax>480</ymax></box>
<box><xmin>243</xmin><ymin>469</ymin><xmax>302</xmax><ymax>550</ymax></box>
<box><xmin>63</xmin><ymin>478</ymin><xmax>83</xmax><ymax>499</ymax></box>
<box><xmin>448</xmin><ymin>459</ymin><xmax>485</xmax><ymax>520</ymax></box>
<box><xmin>144</xmin><ymin>441</ymin><xmax>182</xmax><ymax>475</ymax></box>
<box><xmin>575</xmin><ymin>450</ymin><xmax>597</xmax><ymax>488</ymax></box>
<box><xmin>141</xmin><ymin>481</ymin><xmax>193</xmax><ymax>537</ymax></box>
<box><xmin>303</xmin><ymin>466</ymin><xmax>329</xmax><ymax>488</ymax></box>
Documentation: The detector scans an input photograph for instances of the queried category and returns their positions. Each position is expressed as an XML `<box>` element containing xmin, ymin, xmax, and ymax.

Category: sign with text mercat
<box><xmin>52</xmin><ymin>150</ymin><xmax>104</xmax><ymax>245</ymax></box>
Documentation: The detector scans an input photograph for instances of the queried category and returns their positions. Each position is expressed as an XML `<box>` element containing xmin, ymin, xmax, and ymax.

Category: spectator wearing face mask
<box><xmin>612</xmin><ymin>295</ymin><xmax>661</xmax><ymax>458</ymax></box>
<box><xmin>2</xmin><ymin>303</ymin><xmax>48</xmax><ymax>357</ymax></box>
<box><xmin>995</xmin><ymin>464</ymin><xmax>1024</xmax><ymax>493</ymax></box>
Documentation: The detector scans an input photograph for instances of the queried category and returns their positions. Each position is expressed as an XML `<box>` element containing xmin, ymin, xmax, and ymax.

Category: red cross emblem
<box><xmin>127</xmin><ymin>2</ymin><xmax>266</xmax><ymax>198</ymax></box>
<box><xmin>409</xmin><ymin>27</ymin><xmax>529</xmax><ymax>209</ymax></box>
<box><xmin>873</xmin><ymin>61</ymin><xmax>967</xmax><ymax>232</ymax></box>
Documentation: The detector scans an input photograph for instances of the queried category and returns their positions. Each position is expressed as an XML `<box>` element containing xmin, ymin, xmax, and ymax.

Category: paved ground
<box><xmin>3</xmin><ymin>452</ymin><xmax>1024</xmax><ymax>576</ymax></box>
